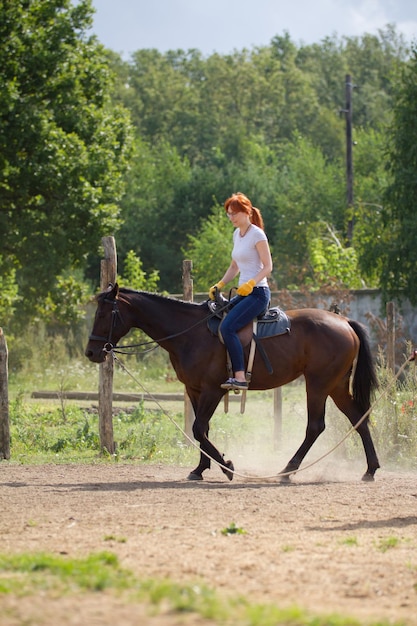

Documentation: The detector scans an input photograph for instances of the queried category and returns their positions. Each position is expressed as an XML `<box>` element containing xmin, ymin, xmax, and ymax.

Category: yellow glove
<box><xmin>237</xmin><ymin>279</ymin><xmax>256</xmax><ymax>296</ymax></box>
<box><xmin>209</xmin><ymin>280</ymin><xmax>225</xmax><ymax>300</ymax></box>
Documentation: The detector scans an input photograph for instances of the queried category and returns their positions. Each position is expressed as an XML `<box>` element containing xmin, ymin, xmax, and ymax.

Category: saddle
<box><xmin>207</xmin><ymin>295</ymin><xmax>291</xmax><ymax>345</ymax></box>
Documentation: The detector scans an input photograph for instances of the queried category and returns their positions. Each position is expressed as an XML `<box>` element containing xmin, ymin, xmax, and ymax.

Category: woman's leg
<box><xmin>220</xmin><ymin>288</ymin><xmax>270</xmax><ymax>384</ymax></box>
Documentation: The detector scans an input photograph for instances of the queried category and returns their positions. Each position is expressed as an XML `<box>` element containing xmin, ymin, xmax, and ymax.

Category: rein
<box><xmin>89</xmin><ymin>296</ymin><xmax>230</xmax><ymax>355</ymax></box>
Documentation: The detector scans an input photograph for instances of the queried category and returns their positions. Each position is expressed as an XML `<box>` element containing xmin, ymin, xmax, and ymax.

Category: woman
<box><xmin>209</xmin><ymin>192</ymin><xmax>273</xmax><ymax>390</ymax></box>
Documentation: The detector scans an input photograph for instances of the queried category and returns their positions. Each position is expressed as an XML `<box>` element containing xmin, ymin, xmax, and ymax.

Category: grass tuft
<box><xmin>0</xmin><ymin>551</ymin><xmax>406</xmax><ymax>625</ymax></box>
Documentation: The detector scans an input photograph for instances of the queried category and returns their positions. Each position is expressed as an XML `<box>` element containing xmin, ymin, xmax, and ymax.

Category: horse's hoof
<box><xmin>187</xmin><ymin>472</ymin><xmax>203</xmax><ymax>481</ymax></box>
<box><xmin>361</xmin><ymin>472</ymin><xmax>375</xmax><ymax>482</ymax></box>
<box><xmin>277</xmin><ymin>467</ymin><xmax>294</xmax><ymax>482</ymax></box>
<box><xmin>222</xmin><ymin>460</ymin><xmax>234</xmax><ymax>481</ymax></box>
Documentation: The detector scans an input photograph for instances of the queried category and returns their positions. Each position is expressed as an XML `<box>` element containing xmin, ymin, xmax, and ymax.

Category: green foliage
<box><xmin>306</xmin><ymin>222</ymin><xmax>364</xmax><ymax>289</ymax></box>
<box><xmin>8</xmin><ymin>390</ymin><xmax>196</xmax><ymax>464</ymax></box>
<box><xmin>9</xmin><ymin>401</ymin><xmax>100</xmax><ymax>456</ymax></box>
<box><xmin>1</xmin><ymin>16</ymin><xmax>415</xmax><ymax>316</ymax></box>
<box><xmin>183</xmin><ymin>204</ymin><xmax>232</xmax><ymax>290</ymax></box>
<box><xmin>118</xmin><ymin>250</ymin><xmax>159</xmax><ymax>292</ymax></box>
<box><xmin>37</xmin><ymin>272</ymin><xmax>92</xmax><ymax>331</ymax></box>
<box><xmin>371</xmin><ymin>362</ymin><xmax>417</xmax><ymax>467</ymax></box>
<box><xmin>255</xmin><ymin>136</ymin><xmax>346</xmax><ymax>289</ymax></box>
<box><xmin>109</xmin><ymin>27</ymin><xmax>409</xmax><ymax>293</ymax></box>
<box><xmin>380</xmin><ymin>44</ymin><xmax>417</xmax><ymax>304</ymax></box>
<box><xmin>116</xmin><ymin>137</ymin><xmax>192</xmax><ymax>288</ymax></box>
<box><xmin>0</xmin><ymin>552</ymin><xmax>133</xmax><ymax>593</ymax></box>
<box><xmin>349</xmin><ymin>128</ymin><xmax>389</xmax><ymax>288</ymax></box>
<box><xmin>0</xmin><ymin>0</ymin><xmax>133</xmax><ymax>324</ymax></box>
<box><xmin>0</xmin><ymin>255</ymin><xmax>19</xmax><ymax>320</ymax></box>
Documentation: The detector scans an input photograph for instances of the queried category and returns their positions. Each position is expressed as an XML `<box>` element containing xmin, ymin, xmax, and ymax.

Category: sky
<box><xmin>89</xmin><ymin>0</ymin><xmax>417</xmax><ymax>58</ymax></box>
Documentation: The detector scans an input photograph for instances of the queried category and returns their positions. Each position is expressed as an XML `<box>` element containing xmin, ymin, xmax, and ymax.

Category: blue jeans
<box><xmin>220</xmin><ymin>286</ymin><xmax>270</xmax><ymax>373</ymax></box>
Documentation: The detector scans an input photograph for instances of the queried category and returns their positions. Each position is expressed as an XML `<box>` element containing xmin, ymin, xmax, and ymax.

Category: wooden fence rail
<box><xmin>31</xmin><ymin>390</ymin><xmax>248</xmax><ymax>403</ymax></box>
<box><xmin>32</xmin><ymin>391</ymin><xmax>185</xmax><ymax>402</ymax></box>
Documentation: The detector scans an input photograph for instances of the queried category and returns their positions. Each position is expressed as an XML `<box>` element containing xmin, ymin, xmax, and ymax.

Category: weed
<box><xmin>221</xmin><ymin>522</ymin><xmax>246</xmax><ymax>536</ymax></box>
<box><xmin>377</xmin><ymin>536</ymin><xmax>400</xmax><ymax>552</ymax></box>
<box><xmin>282</xmin><ymin>544</ymin><xmax>296</xmax><ymax>552</ymax></box>
<box><xmin>103</xmin><ymin>535</ymin><xmax>127</xmax><ymax>543</ymax></box>
<box><xmin>339</xmin><ymin>536</ymin><xmax>358</xmax><ymax>547</ymax></box>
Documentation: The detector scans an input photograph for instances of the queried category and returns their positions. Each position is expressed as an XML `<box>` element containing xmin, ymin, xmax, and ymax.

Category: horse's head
<box><xmin>85</xmin><ymin>282</ymin><xmax>128</xmax><ymax>363</ymax></box>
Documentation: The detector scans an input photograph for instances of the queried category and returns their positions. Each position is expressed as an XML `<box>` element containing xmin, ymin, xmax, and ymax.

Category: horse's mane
<box><xmin>117</xmin><ymin>287</ymin><xmax>205</xmax><ymax>309</ymax></box>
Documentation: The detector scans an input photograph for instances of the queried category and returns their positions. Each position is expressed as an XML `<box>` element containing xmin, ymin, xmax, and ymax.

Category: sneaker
<box><xmin>220</xmin><ymin>378</ymin><xmax>248</xmax><ymax>390</ymax></box>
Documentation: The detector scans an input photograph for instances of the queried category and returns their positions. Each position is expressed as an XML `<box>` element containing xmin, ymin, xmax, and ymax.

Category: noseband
<box><xmin>88</xmin><ymin>298</ymin><xmax>122</xmax><ymax>353</ymax></box>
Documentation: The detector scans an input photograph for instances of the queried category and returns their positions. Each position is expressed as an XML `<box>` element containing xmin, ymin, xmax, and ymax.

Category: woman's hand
<box><xmin>237</xmin><ymin>279</ymin><xmax>256</xmax><ymax>296</ymax></box>
<box><xmin>209</xmin><ymin>280</ymin><xmax>225</xmax><ymax>300</ymax></box>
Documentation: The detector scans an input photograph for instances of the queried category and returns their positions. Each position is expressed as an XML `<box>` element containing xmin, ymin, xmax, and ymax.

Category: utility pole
<box><xmin>343</xmin><ymin>74</ymin><xmax>354</xmax><ymax>243</ymax></box>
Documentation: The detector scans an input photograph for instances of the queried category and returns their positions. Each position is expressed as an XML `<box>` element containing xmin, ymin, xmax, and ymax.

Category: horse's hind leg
<box><xmin>331</xmin><ymin>386</ymin><xmax>380</xmax><ymax>481</ymax></box>
<box><xmin>279</xmin><ymin>386</ymin><xmax>327</xmax><ymax>481</ymax></box>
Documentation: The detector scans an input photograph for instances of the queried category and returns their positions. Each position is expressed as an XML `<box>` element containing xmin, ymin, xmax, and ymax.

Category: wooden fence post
<box><xmin>98</xmin><ymin>236</ymin><xmax>117</xmax><ymax>455</ymax></box>
<box><xmin>386</xmin><ymin>301</ymin><xmax>395</xmax><ymax>374</ymax></box>
<box><xmin>0</xmin><ymin>328</ymin><xmax>10</xmax><ymax>460</ymax></box>
<box><xmin>182</xmin><ymin>260</ymin><xmax>195</xmax><ymax>441</ymax></box>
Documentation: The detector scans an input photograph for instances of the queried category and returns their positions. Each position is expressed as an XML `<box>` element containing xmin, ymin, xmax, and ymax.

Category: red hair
<box><xmin>224</xmin><ymin>192</ymin><xmax>264</xmax><ymax>230</ymax></box>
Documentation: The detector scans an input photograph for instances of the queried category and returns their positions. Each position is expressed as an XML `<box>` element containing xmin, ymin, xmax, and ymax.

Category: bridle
<box><xmin>88</xmin><ymin>292</ymin><xmax>231</xmax><ymax>355</ymax></box>
<box><xmin>88</xmin><ymin>297</ymin><xmax>122</xmax><ymax>353</ymax></box>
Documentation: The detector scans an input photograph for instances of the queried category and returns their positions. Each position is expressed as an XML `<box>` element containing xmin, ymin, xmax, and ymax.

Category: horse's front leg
<box><xmin>186</xmin><ymin>390</ymin><xmax>234</xmax><ymax>482</ymax></box>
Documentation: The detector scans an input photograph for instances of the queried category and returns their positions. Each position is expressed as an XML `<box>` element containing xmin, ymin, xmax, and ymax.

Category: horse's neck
<box><xmin>127</xmin><ymin>292</ymin><xmax>197</xmax><ymax>343</ymax></box>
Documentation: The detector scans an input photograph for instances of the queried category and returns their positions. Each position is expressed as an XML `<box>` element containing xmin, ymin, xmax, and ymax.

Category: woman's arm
<box><xmin>253</xmin><ymin>239</ymin><xmax>273</xmax><ymax>284</ymax></box>
<box><xmin>220</xmin><ymin>259</ymin><xmax>240</xmax><ymax>285</ymax></box>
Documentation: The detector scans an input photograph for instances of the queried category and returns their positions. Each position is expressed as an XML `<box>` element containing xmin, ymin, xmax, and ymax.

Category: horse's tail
<box><xmin>348</xmin><ymin>319</ymin><xmax>379</xmax><ymax>415</ymax></box>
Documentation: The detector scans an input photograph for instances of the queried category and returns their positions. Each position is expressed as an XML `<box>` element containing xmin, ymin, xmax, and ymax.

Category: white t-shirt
<box><xmin>232</xmin><ymin>224</ymin><xmax>269</xmax><ymax>287</ymax></box>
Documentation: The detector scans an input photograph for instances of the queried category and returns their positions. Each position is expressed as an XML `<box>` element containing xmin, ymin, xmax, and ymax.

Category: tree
<box><xmin>348</xmin><ymin>128</ymin><xmax>388</xmax><ymax>288</ymax></box>
<box><xmin>107</xmin><ymin>29</ymin><xmax>409</xmax><ymax>294</ymax></box>
<box><xmin>183</xmin><ymin>205</ymin><xmax>232</xmax><ymax>291</ymax></box>
<box><xmin>116</xmin><ymin>136</ymin><xmax>193</xmax><ymax>289</ymax></box>
<box><xmin>0</xmin><ymin>0</ymin><xmax>133</xmax><ymax>323</ymax></box>
<box><xmin>379</xmin><ymin>45</ymin><xmax>417</xmax><ymax>304</ymax></box>
<box><xmin>118</xmin><ymin>250</ymin><xmax>160</xmax><ymax>292</ymax></box>
<box><xmin>267</xmin><ymin>136</ymin><xmax>345</xmax><ymax>288</ymax></box>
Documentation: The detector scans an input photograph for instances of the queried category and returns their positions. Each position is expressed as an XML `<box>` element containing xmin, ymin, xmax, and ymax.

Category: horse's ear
<box><xmin>107</xmin><ymin>282</ymin><xmax>119</xmax><ymax>299</ymax></box>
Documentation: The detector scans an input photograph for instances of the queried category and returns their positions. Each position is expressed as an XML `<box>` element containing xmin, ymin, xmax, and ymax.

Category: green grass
<box><xmin>376</xmin><ymin>536</ymin><xmax>400</xmax><ymax>553</ymax></box>
<box><xmin>6</xmin><ymin>341</ymin><xmax>417</xmax><ymax>469</ymax></box>
<box><xmin>0</xmin><ymin>551</ymin><xmax>133</xmax><ymax>594</ymax></box>
<box><xmin>7</xmin><ymin>392</ymin><xmax>282</xmax><ymax>467</ymax></box>
<box><xmin>8</xmin><ymin>396</ymin><xmax>196</xmax><ymax>465</ymax></box>
<box><xmin>339</xmin><ymin>536</ymin><xmax>359</xmax><ymax>547</ymax></box>
<box><xmin>0</xmin><ymin>551</ymin><xmax>405</xmax><ymax>625</ymax></box>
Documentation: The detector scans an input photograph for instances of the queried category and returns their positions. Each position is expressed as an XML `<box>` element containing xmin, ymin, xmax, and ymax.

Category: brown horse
<box><xmin>85</xmin><ymin>283</ymin><xmax>380</xmax><ymax>482</ymax></box>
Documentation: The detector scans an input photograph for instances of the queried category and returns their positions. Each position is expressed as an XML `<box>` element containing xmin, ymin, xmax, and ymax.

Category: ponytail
<box><xmin>250</xmin><ymin>206</ymin><xmax>264</xmax><ymax>231</ymax></box>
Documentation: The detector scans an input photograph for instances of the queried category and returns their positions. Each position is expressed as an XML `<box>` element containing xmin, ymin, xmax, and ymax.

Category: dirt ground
<box><xmin>1</xmin><ymin>461</ymin><xmax>417</xmax><ymax>625</ymax></box>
